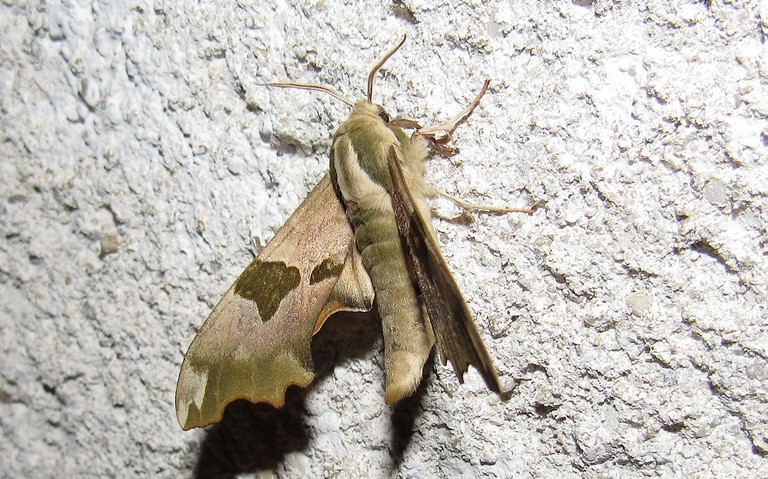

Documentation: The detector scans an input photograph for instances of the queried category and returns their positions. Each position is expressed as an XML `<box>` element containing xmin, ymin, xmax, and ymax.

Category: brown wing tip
<box><xmin>445</xmin><ymin>358</ymin><xmax>504</xmax><ymax>396</ymax></box>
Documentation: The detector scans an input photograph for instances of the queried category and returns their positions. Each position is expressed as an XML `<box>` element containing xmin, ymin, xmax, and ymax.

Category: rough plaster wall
<box><xmin>1</xmin><ymin>0</ymin><xmax>767</xmax><ymax>477</ymax></box>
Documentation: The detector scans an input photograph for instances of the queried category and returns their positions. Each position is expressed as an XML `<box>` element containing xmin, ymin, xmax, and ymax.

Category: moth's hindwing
<box><xmin>175</xmin><ymin>174</ymin><xmax>374</xmax><ymax>430</ymax></box>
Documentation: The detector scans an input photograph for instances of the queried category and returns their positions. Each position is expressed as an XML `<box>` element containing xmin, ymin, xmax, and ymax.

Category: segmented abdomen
<box><xmin>355</xmin><ymin>214</ymin><xmax>419</xmax><ymax>323</ymax></box>
<box><xmin>352</xmin><ymin>203</ymin><xmax>435</xmax><ymax>403</ymax></box>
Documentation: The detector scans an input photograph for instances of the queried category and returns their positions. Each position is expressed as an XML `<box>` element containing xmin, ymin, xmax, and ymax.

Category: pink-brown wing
<box><xmin>175</xmin><ymin>174</ymin><xmax>374</xmax><ymax>430</ymax></box>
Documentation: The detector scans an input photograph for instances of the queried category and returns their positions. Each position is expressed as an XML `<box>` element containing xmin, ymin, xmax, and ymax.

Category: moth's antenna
<box><xmin>261</xmin><ymin>82</ymin><xmax>354</xmax><ymax>107</ymax></box>
<box><xmin>367</xmin><ymin>35</ymin><xmax>407</xmax><ymax>103</ymax></box>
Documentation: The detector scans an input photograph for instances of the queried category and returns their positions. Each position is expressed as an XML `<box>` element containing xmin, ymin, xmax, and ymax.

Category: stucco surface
<box><xmin>1</xmin><ymin>1</ymin><xmax>767</xmax><ymax>477</ymax></box>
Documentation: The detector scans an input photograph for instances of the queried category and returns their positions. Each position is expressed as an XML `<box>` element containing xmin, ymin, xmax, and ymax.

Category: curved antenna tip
<box><xmin>367</xmin><ymin>35</ymin><xmax>408</xmax><ymax>103</ymax></box>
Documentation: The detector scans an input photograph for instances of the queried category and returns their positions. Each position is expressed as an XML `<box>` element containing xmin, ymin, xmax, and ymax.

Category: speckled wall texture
<box><xmin>1</xmin><ymin>1</ymin><xmax>766</xmax><ymax>477</ymax></box>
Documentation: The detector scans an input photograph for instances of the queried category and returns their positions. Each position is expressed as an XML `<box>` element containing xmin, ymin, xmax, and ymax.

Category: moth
<box><xmin>175</xmin><ymin>36</ymin><xmax>530</xmax><ymax>430</ymax></box>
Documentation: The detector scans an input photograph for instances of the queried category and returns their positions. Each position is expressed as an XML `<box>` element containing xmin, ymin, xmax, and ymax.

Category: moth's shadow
<box><xmin>314</xmin><ymin>311</ymin><xmax>428</xmax><ymax>467</ymax></box>
<box><xmin>192</xmin><ymin>311</ymin><xmax>396</xmax><ymax>478</ymax></box>
<box><xmin>390</xmin><ymin>363</ymin><xmax>429</xmax><ymax>466</ymax></box>
<box><xmin>193</xmin><ymin>398</ymin><xmax>307</xmax><ymax>477</ymax></box>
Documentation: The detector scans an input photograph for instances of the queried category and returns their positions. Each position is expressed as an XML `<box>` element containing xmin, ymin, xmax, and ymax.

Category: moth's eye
<box><xmin>378</xmin><ymin>110</ymin><xmax>391</xmax><ymax>123</ymax></box>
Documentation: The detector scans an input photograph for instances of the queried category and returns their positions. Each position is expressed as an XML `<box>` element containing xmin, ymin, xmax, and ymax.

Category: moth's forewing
<box><xmin>175</xmin><ymin>174</ymin><xmax>374</xmax><ymax>430</ymax></box>
<box><xmin>386</xmin><ymin>147</ymin><xmax>502</xmax><ymax>393</ymax></box>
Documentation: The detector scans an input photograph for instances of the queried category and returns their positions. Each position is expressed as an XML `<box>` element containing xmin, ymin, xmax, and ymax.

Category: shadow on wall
<box><xmin>188</xmin><ymin>310</ymin><xmax>428</xmax><ymax>476</ymax></box>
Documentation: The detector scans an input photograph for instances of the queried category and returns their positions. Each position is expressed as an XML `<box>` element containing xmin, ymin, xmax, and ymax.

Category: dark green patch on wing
<box><xmin>234</xmin><ymin>260</ymin><xmax>301</xmax><ymax>322</ymax></box>
<box><xmin>310</xmin><ymin>257</ymin><xmax>345</xmax><ymax>284</ymax></box>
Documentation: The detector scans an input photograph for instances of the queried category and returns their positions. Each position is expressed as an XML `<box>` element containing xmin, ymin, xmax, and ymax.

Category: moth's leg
<box><xmin>249</xmin><ymin>236</ymin><xmax>266</xmax><ymax>256</ymax></box>
<box><xmin>422</xmin><ymin>183</ymin><xmax>534</xmax><ymax>215</ymax></box>
<box><xmin>436</xmin><ymin>188</ymin><xmax>535</xmax><ymax>214</ymax></box>
<box><xmin>418</xmin><ymin>79</ymin><xmax>491</xmax><ymax>144</ymax></box>
<box><xmin>417</xmin><ymin>79</ymin><xmax>533</xmax><ymax>215</ymax></box>
<box><xmin>390</xmin><ymin>118</ymin><xmax>421</xmax><ymax>130</ymax></box>
<box><xmin>425</xmin><ymin>177</ymin><xmax>536</xmax><ymax>216</ymax></box>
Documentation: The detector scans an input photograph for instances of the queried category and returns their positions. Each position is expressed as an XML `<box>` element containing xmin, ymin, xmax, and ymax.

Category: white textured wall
<box><xmin>2</xmin><ymin>1</ymin><xmax>767</xmax><ymax>477</ymax></box>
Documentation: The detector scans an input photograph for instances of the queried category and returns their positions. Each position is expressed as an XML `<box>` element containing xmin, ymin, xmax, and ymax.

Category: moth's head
<box><xmin>351</xmin><ymin>100</ymin><xmax>392</xmax><ymax>125</ymax></box>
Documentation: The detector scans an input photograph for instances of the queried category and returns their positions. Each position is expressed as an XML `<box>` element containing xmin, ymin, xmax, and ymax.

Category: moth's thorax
<box><xmin>347</xmin><ymin>101</ymin><xmax>430</xmax><ymax>175</ymax></box>
<box><xmin>331</xmin><ymin>98</ymin><xmax>433</xmax><ymax>227</ymax></box>
<box><xmin>331</xmin><ymin>101</ymin><xmax>395</xmax><ymax>212</ymax></box>
<box><xmin>336</xmin><ymin>101</ymin><xmax>401</xmax><ymax>163</ymax></box>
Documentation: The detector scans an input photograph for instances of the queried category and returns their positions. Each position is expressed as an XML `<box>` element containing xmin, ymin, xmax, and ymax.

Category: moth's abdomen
<box><xmin>355</xmin><ymin>215</ymin><xmax>413</xmax><ymax>313</ymax></box>
<box><xmin>355</xmin><ymin>212</ymin><xmax>435</xmax><ymax>404</ymax></box>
